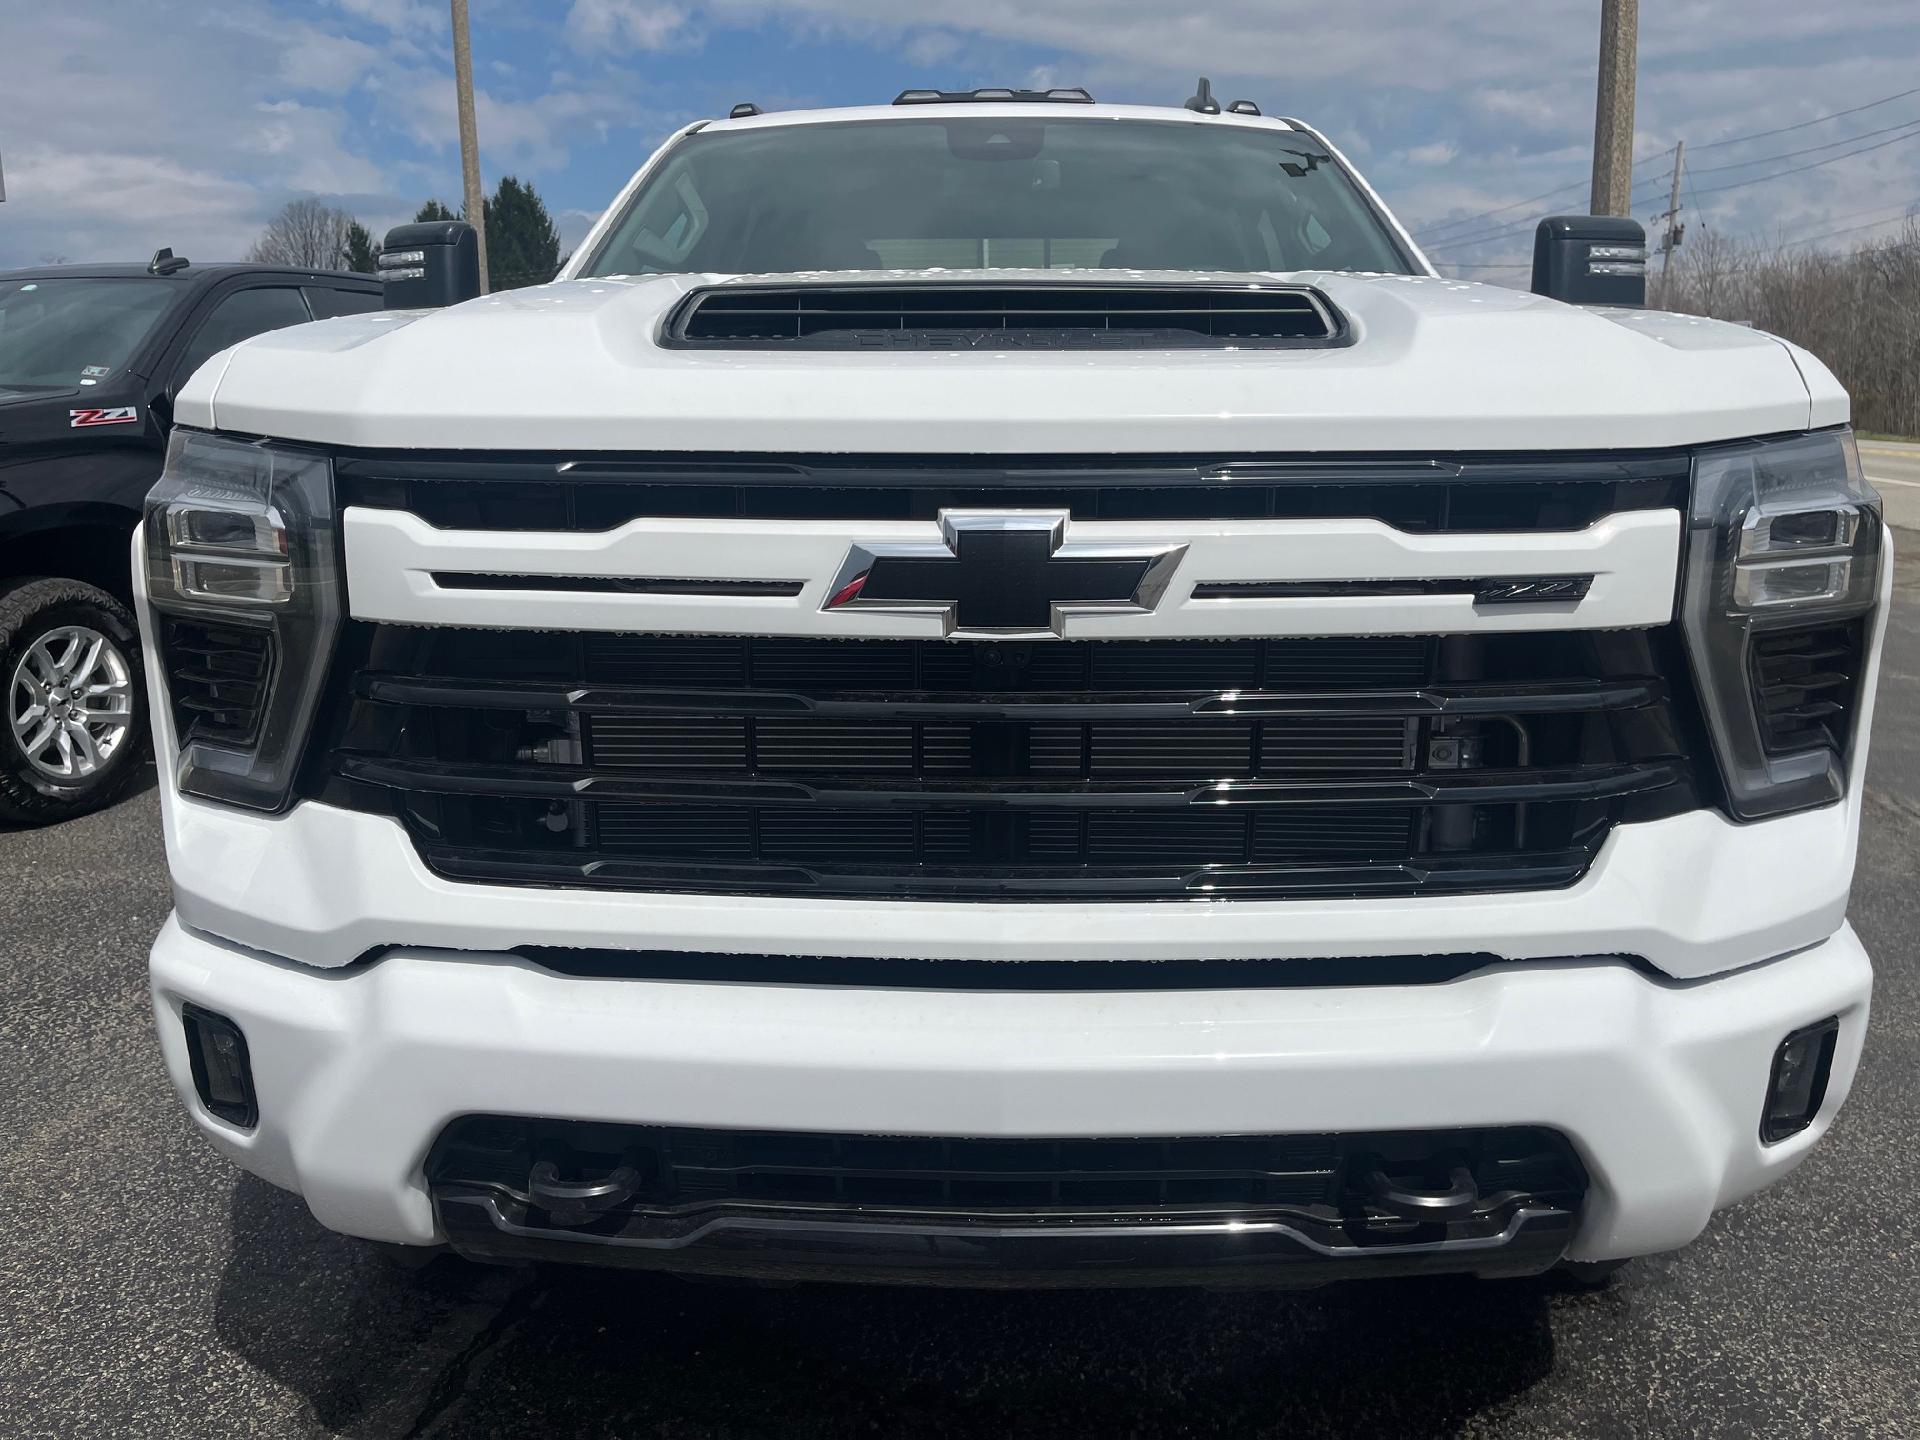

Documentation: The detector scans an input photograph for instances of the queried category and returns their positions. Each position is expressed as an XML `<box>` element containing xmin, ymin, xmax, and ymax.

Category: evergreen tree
<box><xmin>414</xmin><ymin>199</ymin><xmax>459</xmax><ymax>223</ymax></box>
<box><xmin>483</xmin><ymin>176</ymin><xmax>562</xmax><ymax>289</ymax></box>
<box><xmin>343</xmin><ymin>221</ymin><xmax>378</xmax><ymax>274</ymax></box>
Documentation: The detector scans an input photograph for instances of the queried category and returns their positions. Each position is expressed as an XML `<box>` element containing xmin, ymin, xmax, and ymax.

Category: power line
<box><xmin>1780</xmin><ymin>210</ymin><xmax>1920</xmax><ymax>250</ymax></box>
<box><xmin>1711</xmin><ymin>199</ymin><xmax>1920</xmax><ymax>255</ymax></box>
<box><xmin>1411</xmin><ymin>179</ymin><xmax>1586</xmax><ymax>240</ymax></box>
<box><xmin>1683</xmin><ymin>162</ymin><xmax>1709</xmax><ymax>234</ymax></box>
<box><xmin>1767</xmin><ymin>196</ymin><xmax>1920</xmax><ymax>245</ymax></box>
<box><xmin>1688</xmin><ymin>121</ymin><xmax>1920</xmax><ymax>198</ymax></box>
<box><xmin>1421</xmin><ymin>174</ymin><xmax>1671</xmax><ymax>253</ymax></box>
<box><xmin>1687</xmin><ymin>85</ymin><xmax>1920</xmax><ymax>153</ymax></box>
<box><xmin>1685</xmin><ymin>115</ymin><xmax>1920</xmax><ymax>176</ymax></box>
<box><xmin>1412</xmin><ymin>147</ymin><xmax>1673</xmax><ymax>241</ymax></box>
<box><xmin>1417</xmin><ymin>84</ymin><xmax>1920</xmax><ymax>248</ymax></box>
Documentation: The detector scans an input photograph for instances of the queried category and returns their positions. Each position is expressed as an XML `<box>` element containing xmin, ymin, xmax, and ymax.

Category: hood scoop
<box><xmin>662</xmin><ymin>280</ymin><xmax>1349</xmax><ymax>351</ymax></box>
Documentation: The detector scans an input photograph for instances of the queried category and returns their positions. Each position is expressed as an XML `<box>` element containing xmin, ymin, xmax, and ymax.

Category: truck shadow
<box><xmin>213</xmin><ymin>1175</ymin><xmax>1578</xmax><ymax>1439</ymax></box>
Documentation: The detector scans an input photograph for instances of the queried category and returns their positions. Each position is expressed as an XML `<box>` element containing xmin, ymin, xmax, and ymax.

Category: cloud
<box><xmin>332</xmin><ymin>0</ymin><xmax>442</xmax><ymax>36</ymax></box>
<box><xmin>564</xmin><ymin>0</ymin><xmax>693</xmax><ymax>54</ymax></box>
<box><xmin>4</xmin><ymin>0</ymin><xmax>1918</xmax><ymax>282</ymax></box>
<box><xmin>702</xmin><ymin>0</ymin><xmax>1920</xmax><ymax>271</ymax></box>
<box><xmin>0</xmin><ymin>0</ymin><xmax>656</xmax><ymax>267</ymax></box>
<box><xmin>901</xmin><ymin>29</ymin><xmax>961</xmax><ymax>67</ymax></box>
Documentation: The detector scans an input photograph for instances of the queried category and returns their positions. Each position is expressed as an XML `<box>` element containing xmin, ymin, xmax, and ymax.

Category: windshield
<box><xmin>583</xmin><ymin>117</ymin><xmax>1414</xmax><ymax>278</ymax></box>
<box><xmin>0</xmin><ymin>277</ymin><xmax>176</xmax><ymax>393</ymax></box>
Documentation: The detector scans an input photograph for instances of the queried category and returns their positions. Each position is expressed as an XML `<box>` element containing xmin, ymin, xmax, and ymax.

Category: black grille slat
<box><xmin>589</xmin><ymin>715</ymin><xmax>1412</xmax><ymax>781</ymax></box>
<box><xmin>161</xmin><ymin>619</ymin><xmax>274</xmax><ymax>749</ymax></box>
<box><xmin>336</xmin><ymin>453</ymin><xmax>1688</xmax><ymax>533</ymax></box>
<box><xmin>754</xmin><ymin>720</ymin><xmax>918</xmax><ymax>773</ymax></box>
<box><xmin>590</xmin><ymin>717</ymin><xmax>748</xmax><ymax>769</ymax></box>
<box><xmin>594</xmin><ymin>805</ymin><xmax>754</xmax><ymax>858</ymax></box>
<box><xmin>1750</xmin><ymin>623</ymin><xmax>1866</xmax><ymax>754</ymax></box>
<box><xmin>575</xmin><ymin>635</ymin><xmax>1432</xmax><ymax>693</ymax></box>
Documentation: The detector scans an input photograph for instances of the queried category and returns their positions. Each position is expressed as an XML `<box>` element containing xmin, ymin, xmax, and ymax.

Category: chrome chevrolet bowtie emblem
<box><xmin>824</xmin><ymin>510</ymin><xmax>1186</xmax><ymax>638</ymax></box>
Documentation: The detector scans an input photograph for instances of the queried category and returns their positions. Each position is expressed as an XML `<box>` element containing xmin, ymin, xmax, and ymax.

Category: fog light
<box><xmin>181</xmin><ymin>1003</ymin><xmax>258</xmax><ymax>1129</ymax></box>
<box><xmin>1762</xmin><ymin>1016</ymin><xmax>1839</xmax><ymax>1143</ymax></box>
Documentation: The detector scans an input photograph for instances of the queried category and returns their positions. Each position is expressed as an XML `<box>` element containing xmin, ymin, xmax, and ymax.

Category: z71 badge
<box><xmin>68</xmin><ymin>406</ymin><xmax>140</xmax><ymax>428</ymax></box>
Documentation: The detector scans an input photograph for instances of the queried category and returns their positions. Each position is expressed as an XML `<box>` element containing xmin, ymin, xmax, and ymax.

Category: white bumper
<box><xmin>160</xmin><ymin>788</ymin><xmax>1862</xmax><ymax>981</ymax></box>
<box><xmin>151</xmin><ymin>912</ymin><xmax>1870</xmax><ymax>1262</ymax></box>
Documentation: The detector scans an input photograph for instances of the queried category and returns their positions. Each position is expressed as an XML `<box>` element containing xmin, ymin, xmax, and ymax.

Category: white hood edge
<box><xmin>181</xmin><ymin>269</ymin><xmax>1829</xmax><ymax>454</ymax></box>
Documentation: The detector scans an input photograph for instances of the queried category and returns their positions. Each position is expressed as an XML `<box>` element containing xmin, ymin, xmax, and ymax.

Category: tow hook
<box><xmin>526</xmin><ymin>1158</ymin><xmax>643</xmax><ymax>1226</ymax></box>
<box><xmin>1360</xmin><ymin>1157</ymin><xmax>1481</xmax><ymax>1222</ymax></box>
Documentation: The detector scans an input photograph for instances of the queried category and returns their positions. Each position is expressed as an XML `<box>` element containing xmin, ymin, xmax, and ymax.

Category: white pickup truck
<box><xmin>139</xmin><ymin>87</ymin><xmax>1883</xmax><ymax>1289</ymax></box>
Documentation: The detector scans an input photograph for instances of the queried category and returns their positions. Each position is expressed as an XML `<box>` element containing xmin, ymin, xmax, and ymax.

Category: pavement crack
<box><xmin>401</xmin><ymin>1270</ymin><xmax>544</xmax><ymax>1439</ymax></box>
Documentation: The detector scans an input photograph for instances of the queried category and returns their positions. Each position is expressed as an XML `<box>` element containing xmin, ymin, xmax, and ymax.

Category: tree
<box><xmin>483</xmin><ymin>175</ymin><xmax>562</xmax><ymax>290</ymax></box>
<box><xmin>414</xmin><ymin>199</ymin><xmax>459</xmax><ymax>223</ymax></box>
<box><xmin>248</xmin><ymin>198</ymin><xmax>360</xmax><ymax>269</ymax></box>
<box><xmin>343</xmin><ymin>221</ymin><xmax>378</xmax><ymax>274</ymax></box>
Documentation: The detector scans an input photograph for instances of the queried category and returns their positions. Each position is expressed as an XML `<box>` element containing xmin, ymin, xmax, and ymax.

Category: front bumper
<box><xmin>151</xmin><ymin>914</ymin><xmax>1871</xmax><ymax>1275</ymax></box>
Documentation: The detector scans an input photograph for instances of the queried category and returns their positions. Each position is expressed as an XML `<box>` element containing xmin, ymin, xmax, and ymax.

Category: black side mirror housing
<box><xmin>1531</xmin><ymin>216</ymin><xmax>1648</xmax><ymax>308</ymax></box>
<box><xmin>378</xmin><ymin>221</ymin><xmax>482</xmax><ymax>309</ymax></box>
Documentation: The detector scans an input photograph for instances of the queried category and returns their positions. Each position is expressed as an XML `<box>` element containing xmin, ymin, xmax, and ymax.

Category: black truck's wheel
<box><xmin>0</xmin><ymin>577</ymin><xmax>149</xmax><ymax>825</ymax></box>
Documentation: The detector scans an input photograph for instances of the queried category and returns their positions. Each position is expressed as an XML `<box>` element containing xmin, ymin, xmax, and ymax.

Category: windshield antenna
<box><xmin>1184</xmin><ymin>77</ymin><xmax>1220</xmax><ymax>115</ymax></box>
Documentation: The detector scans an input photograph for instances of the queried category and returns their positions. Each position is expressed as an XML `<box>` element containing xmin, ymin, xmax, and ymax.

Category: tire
<box><xmin>1555</xmin><ymin>1257</ymin><xmax>1631</xmax><ymax>1290</ymax></box>
<box><xmin>0</xmin><ymin>576</ymin><xmax>150</xmax><ymax>825</ymax></box>
<box><xmin>360</xmin><ymin>1238</ymin><xmax>458</xmax><ymax>1273</ymax></box>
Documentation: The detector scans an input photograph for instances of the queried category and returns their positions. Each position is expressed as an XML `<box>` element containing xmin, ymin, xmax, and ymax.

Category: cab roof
<box><xmin>698</xmin><ymin>101</ymin><xmax>1307</xmax><ymax>137</ymax></box>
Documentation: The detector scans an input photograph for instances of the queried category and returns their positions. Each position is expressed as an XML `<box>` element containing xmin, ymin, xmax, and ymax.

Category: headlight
<box><xmin>1682</xmin><ymin>428</ymin><xmax>1882</xmax><ymax>820</ymax></box>
<box><xmin>144</xmin><ymin>431</ymin><xmax>341</xmax><ymax>810</ymax></box>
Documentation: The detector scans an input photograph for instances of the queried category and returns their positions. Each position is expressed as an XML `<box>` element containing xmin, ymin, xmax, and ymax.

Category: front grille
<box><xmin>313</xmin><ymin>449</ymin><xmax>1701</xmax><ymax>901</ymax></box>
<box><xmin>313</xmin><ymin>625</ymin><xmax>1697</xmax><ymax>900</ymax></box>
<box><xmin>160</xmin><ymin>618</ymin><xmax>274</xmax><ymax>748</ymax></box>
<box><xmin>661</xmin><ymin>282</ymin><xmax>1346</xmax><ymax>350</ymax></box>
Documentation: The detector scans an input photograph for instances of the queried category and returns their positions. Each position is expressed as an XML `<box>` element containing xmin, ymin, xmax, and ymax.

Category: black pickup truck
<box><xmin>0</xmin><ymin>252</ymin><xmax>380</xmax><ymax>823</ymax></box>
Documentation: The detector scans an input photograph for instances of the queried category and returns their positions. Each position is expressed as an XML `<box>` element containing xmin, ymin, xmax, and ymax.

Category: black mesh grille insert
<box><xmin>313</xmin><ymin>624</ymin><xmax>1697</xmax><ymax>901</ymax></box>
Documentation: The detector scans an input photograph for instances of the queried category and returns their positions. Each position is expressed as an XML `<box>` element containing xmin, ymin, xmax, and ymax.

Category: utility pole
<box><xmin>450</xmin><ymin>0</ymin><xmax>489</xmax><ymax>293</ymax></box>
<box><xmin>1655</xmin><ymin>139</ymin><xmax>1686</xmax><ymax>302</ymax></box>
<box><xmin>1590</xmin><ymin>0</ymin><xmax>1638</xmax><ymax>216</ymax></box>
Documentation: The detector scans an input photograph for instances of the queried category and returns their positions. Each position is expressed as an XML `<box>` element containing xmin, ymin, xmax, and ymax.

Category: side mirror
<box><xmin>1531</xmin><ymin>216</ymin><xmax>1647</xmax><ymax>308</ymax></box>
<box><xmin>378</xmin><ymin>221</ymin><xmax>482</xmax><ymax>310</ymax></box>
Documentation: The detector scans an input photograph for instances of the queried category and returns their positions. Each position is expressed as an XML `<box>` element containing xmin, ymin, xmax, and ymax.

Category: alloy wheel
<box><xmin>7</xmin><ymin>624</ymin><xmax>136</xmax><ymax>781</ymax></box>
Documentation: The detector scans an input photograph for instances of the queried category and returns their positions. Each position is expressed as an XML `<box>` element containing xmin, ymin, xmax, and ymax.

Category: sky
<box><xmin>2</xmin><ymin>0</ymin><xmax>1918</xmax><ymax>282</ymax></box>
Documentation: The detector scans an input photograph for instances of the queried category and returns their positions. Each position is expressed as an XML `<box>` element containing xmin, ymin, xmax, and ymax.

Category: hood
<box><xmin>181</xmin><ymin>269</ymin><xmax>1840</xmax><ymax>454</ymax></box>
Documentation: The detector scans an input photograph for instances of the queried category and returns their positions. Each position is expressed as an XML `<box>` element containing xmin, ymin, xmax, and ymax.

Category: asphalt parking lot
<box><xmin>4</xmin><ymin>545</ymin><xmax>1919</xmax><ymax>1440</ymax></box>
